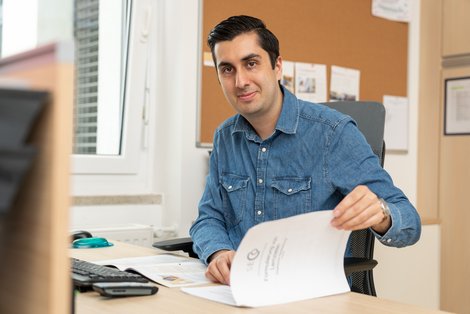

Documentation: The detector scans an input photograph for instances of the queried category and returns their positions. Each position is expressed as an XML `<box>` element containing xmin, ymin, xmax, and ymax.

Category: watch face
<box><xmin>379</xmin><ymin>199</ymin><xmax>391</xmax><ymax>217</ymax></box>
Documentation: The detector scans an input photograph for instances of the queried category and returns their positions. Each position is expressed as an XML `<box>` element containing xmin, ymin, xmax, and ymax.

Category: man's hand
<box><xmin>205</xmin><ymin>250</ymin><xmax>236</xmax><ymax>285</ymax></box>
<box><xmin>331</xmin><ymin>185</ymin><xmax>391</xmax><ymax>234</ymax></box>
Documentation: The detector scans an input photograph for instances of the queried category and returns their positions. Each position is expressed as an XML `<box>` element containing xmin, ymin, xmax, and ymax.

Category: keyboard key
<box><xmin>71</xmin><ymin>258</ymin><xmax>148</xmax><ymax>290</ymax></box>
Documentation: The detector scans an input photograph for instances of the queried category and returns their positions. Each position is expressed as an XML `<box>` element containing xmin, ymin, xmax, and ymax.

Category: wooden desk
<box><xmin>71</xmin><ymin>242</ymin><xmax>448</xmax><ymax>314</ymax></box>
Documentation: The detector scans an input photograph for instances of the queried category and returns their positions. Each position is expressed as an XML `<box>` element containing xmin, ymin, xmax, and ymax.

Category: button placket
<box><xmin>254</xmin><ymin>143</ymin><xmax>270</xmax><ymax>223</ymax></box>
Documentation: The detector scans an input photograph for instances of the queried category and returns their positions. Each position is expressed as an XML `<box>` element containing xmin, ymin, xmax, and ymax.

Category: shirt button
<box><xmin>261</xmin><ymin>147</ymin><xmax>267</xmax><ymax>152</ymax></box>
<box><xmin>287</xmin><ymin>188</ymin><xmax>293</xmax><ymax>193</ymax></box>
<box><xmin>257</xmin><ymin>210</ymin><xmax>262</xmax><ymax>215</ymax></box>
<box><xmin>228</xmin><ymin>185</ymin><xmax>232</xmax><ymax>190</ymax></box>
<box><xmin>386</xmin><ymin>239</ymin><xmax>392</xmax><ymax>243</ymax></box>
<box><xmin>258</xmin><ymin>179</ymin><xmax>263</xmax><ymax>184</ymax></box>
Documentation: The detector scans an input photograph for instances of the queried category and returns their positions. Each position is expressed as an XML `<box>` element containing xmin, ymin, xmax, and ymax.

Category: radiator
<box><xmin>82</xmin><ymin>224</ymin><xmax>154</xmax><ymax>248</ymax></box>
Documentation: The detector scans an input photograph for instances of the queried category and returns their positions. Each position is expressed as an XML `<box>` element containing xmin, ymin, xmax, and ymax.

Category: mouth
<box><xmin>237</xmin><ymin>91</ymin><xmax>257</xmax><ymax>102</ymax></box>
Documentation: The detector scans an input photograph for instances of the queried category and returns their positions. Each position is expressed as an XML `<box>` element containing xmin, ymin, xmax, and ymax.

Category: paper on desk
<box><xmin>95</xmin><ymin>254</ymin><xmax>210</xmax><ymax>288</ymax></box>
<box><xmin>182</xmin><ymin>210</ymin><xmax>351</xmax><ymax>307</ymax></box>
<box><xmin>182</xmin><ymin>285</ymin><xmax>238</xmax><ymax>306</ymax></box>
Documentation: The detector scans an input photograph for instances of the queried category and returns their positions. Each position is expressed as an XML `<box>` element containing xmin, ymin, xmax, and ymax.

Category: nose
<box><xmin>235</xmin><ymin>69</ymin><xmax>249</xmax><ymax>88</ymax></box>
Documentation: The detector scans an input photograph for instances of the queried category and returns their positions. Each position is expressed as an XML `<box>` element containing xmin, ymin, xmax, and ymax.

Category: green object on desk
<box><xmin>72</xmin><ymin>237</ymin><xmax>113</xmax><ymax>249</ymax></box>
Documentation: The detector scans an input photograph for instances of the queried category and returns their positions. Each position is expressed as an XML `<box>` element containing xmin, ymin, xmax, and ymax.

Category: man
<box><xmin>190</xmin><ymin>15</ymin><xmax>421</xmax><ymax>285</ymax></box>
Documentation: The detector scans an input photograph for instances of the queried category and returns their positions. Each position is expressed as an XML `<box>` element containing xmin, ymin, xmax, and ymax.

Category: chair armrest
<box><xmin>152</xmin><ymin>237</ymin><xmax>198</xmax><ymax>258</ymax></box>
<box><xmin>344</xmin><ymin>257</ymin><xmax>378</xmax><ymax>276</ymax></box>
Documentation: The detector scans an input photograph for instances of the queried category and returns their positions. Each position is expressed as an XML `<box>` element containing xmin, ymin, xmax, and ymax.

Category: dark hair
<box><xmin>207</xmin><ymin>15</ymin><xmax>280</xmax><ymax>69</ymax></box>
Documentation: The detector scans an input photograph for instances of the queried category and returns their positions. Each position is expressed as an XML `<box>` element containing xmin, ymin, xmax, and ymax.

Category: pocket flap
<box><xmin>221</xmin><ymin>173</ymin><xmax>249</xmax><ymax>192</ymax></box>
<box><xmin>271</xmin><ymin>177</ymin><xmax>311</xmax><ymax>195</ymax></box>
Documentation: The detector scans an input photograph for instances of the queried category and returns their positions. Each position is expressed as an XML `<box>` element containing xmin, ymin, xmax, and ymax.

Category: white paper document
<box><xmin>203</xmin><ymin>51</ymin><xmax>214</xmax><ymax>67</ymax></box>
<box><xmin>95</xmin><ymin>254</ymin><xmax>210</xmax><ymax>288</ymax></box>
<box><xmin>281</xmin><ymin>60</ymin><xmax>295</xmax><ymax>94</ymax></box>
<box><xmin>182</xmin><ymin>210</ymin><xmax>351</xmax><ymax>307</ymax></box>
<box><xmin>330</xmin><ymin>65</ymin><xmax>360</xmax><ymax>102</ymax></box>
<box><xmin>383</xmin><ymin>95</ymin><xmax>409</xmax><ymax>151</ymax></box>
<box><xmin>445</xmin><ymin>77</ymin><xmax>470</xmax><ymax>134</ymax></box>
<box><xmin>295</xmin><ymin>62</ymin><xmax>327</xmax><ymax>103</ymax></box>
<box><xmin>372</xmin><ymin>0</ymin><xmax>411</xmax><ymax>23</ymax></box>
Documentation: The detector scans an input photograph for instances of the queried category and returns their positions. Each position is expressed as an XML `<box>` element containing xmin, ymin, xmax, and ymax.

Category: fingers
<box><xmin>331</xmin><ymin>185</ymin><xmax>384</xmax><ymax>231</ymax></box>
<box><xmin>205</xmin><ymin>250</ymin><xmax>235</xmax><ymax>285</ymax></box>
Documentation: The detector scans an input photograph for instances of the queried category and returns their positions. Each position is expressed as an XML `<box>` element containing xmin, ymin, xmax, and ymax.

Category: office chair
<box><xmin>154</xmin><ymin>101</ymin><xmax>385</xmax><ymax>297</ymax></box>
<box><xmin>323</xmin><ymin>101</ymin><xmax>385</xmax><ymax>297</ymax></box>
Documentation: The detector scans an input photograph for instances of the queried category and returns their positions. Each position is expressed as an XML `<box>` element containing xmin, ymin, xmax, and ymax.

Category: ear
<box><xmin>275</xmin><ymin>56</ymin><xmax>283</xmax><ymax>81</ymax></box>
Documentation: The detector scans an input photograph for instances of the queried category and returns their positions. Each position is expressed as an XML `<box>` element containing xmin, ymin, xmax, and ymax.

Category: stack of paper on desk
<box><xmin>95</xmin><ymin>254</ymin><xmax>210</xmax><ymax>288</ymax></box>
<box><xmin>182</xmin><ymin>210</ymin><xmax>351</xmax><ymax>307</ymax></box>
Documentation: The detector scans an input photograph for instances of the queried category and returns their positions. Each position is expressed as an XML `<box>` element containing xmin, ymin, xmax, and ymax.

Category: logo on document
<box><xmin>247</xmin><ymin>248</ymin><xmax>260</xmax><ymax>261</ymax></box>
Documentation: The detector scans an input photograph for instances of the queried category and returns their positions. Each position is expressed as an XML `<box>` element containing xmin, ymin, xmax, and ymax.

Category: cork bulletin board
<box><xmin>197</xmin><ymin>0</ymin><xmax>408</xmax><ymax>146</ymax></box>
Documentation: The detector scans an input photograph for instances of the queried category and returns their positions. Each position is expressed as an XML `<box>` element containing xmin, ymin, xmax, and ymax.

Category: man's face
<box><xmin>213</xmin><ymin>32</ymin><xmax>282</xmax><ymax>120</ymax></box>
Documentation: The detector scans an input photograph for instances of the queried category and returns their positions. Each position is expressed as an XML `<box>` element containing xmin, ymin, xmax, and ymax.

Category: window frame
<box><xmin>71</xmin><ymin>0</ymin><xmax>156</xmax><ymax>195</ymax></box>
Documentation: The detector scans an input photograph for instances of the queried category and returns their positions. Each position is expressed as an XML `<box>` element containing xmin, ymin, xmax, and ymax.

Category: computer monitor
<box><xmin>0</xmin><ymin>88</ymin><xmax>47</xmax><ymax>214</ymax></box>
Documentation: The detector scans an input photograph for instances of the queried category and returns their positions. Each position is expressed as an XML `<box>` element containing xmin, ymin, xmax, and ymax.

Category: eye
<box><xmin>220</xmin><ymin>66</ymin><xmax>233</xmax><ymax>75</ymax></box>
<box><xmin>247</xmin><ymin>60</ymin><xmax>257</xmax><ymax>68</ymax></box>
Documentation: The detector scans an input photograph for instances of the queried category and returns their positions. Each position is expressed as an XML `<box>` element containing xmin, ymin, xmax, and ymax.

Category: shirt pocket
<box><xmin>220</xmin><ymin>173</ymin><xmax>250</xmax><ymax>228</ymax></box>
<box><xmin>271</xmin><ymin>177</ymin><xmax>312</xmax><ymax>219</ymax></box>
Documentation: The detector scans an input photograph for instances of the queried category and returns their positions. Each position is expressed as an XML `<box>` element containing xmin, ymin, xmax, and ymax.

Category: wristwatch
<box><xmin>379</xmin><ymin>198</ymin><xmax>391</xmax><ymax>220</ymax></box>
<box><xmin>379</xmin><ymin>198</ymin><xmax>391</xmax><ymax>221</ymax></box>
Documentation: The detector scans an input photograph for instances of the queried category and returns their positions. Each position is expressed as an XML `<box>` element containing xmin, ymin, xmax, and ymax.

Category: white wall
<box><xmin>374</xmin><ymin>1</ymin><xmax>440</xmax><ymax>309</ymax></box>
<box><xmin>71</xmin><ymin>204</ymin><xmax>163</xmax><ymax>230</ymax></box>
<box><xmin>375</xmin><ymin>225</ymin><xmax>440</xmax><ymax>310</ymax></box>
<box><xmin>153</xmin><ymin>0</ymin><xmax>208</xmax><ymax>236</ymax></box>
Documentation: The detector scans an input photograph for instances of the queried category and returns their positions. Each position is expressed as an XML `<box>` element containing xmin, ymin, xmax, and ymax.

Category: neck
<box><xmin>247</xmin><ymin>88</ymin><xmax>283</xmax><ymax>140</ymax></box>
<box><xmin>251</xmin><ymin>116</ymin><xmax>278</xmax><ymax>140</ymax></box>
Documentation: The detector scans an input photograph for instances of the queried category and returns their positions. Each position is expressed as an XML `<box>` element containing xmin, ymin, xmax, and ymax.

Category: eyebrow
<box><xmin>241</xmin><ymin>53</ymin><xmax>261</xmax><ymax>62</ymax></box>
<box><xmin>217</xmin><ymin>53</ymin><xmax>262</xmax><ymax>70</ymax></box>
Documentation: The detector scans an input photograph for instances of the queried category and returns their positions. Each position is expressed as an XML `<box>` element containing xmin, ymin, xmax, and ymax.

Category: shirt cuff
<box><xmin>201</xmin><ymin>244</ymin><xmax>234</xmax><ymax>265</ymax></box>
<box><xmin>370</xmin><ymin>202</ymin><xmax>402</xmax><ymax>246</ymax></box>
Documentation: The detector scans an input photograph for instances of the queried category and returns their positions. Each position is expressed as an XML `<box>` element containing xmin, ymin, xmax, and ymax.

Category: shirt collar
<box><xmin>275</xmin><ymin>86</ymin><xmax>299</xmax><ymax>134</ymax></box>
<box><xmin>232</xmin><ymin>85</ymin><xmax>300</xmax><ymax>138</ymax></box>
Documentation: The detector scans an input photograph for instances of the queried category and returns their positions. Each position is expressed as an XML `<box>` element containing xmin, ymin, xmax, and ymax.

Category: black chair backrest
<box><xmin>322</xmin><ymin>101</ymin><xmax>386</xmax><ymax>296</ymax></box>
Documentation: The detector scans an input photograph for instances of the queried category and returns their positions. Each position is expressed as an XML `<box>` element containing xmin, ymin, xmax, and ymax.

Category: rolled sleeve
<box><xmin>371</xmin><ymin>201</ymin><xmax>421</xmax><ymax>247</ymax></box>
<box><xmin>329</xmin><ymin>119</ymin><xmax>422</xmax><ymax>248</ymax></box>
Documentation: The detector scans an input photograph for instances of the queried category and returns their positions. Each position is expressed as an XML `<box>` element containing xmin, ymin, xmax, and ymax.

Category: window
<box><xmin>72</xmin><ymin>0</ymin><xmax>154</xmax><ymax>175</ymax></box>
<box><xmin>73</xmin><ymin>0</ymin><xmax>129</xmax><ymax>156</ymax></box>
<box><xmin>72</xmin><ymin>0</ymin><xmax>156</xmax><ymax>195</ymax></box>
<box><xmin>1</xmin><ymin>0</ymin><xmax>155</xmax><ymax>195</ymax></box>
<box><xmin>73</xmin><ymin>0</ymin><xmax>100</xmax><ymax>154</ymax></box>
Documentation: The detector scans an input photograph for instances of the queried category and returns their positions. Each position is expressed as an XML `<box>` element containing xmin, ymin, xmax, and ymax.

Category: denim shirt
<box><xmin>190</xmin><ymin>87</ymin><xmax>421</xmax><ymax>264</ymax></box>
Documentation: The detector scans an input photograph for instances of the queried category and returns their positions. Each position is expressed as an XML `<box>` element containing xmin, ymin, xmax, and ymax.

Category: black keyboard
<box><xmin>71</xmin><ymin>258</ymin><xmax>148</xmax><ymax>290</ymax></box>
